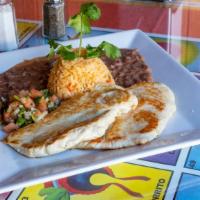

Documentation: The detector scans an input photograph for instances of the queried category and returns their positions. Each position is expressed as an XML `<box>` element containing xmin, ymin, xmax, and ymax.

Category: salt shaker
<box><xmin>43</xmin><ymin>0</ymin><xmax>66</xmax><ymax>39</ymax></box>
<box><xmin>0</xmin><ymin>0</ymin><xmax>19</xmax><ymax>51</ymax></box>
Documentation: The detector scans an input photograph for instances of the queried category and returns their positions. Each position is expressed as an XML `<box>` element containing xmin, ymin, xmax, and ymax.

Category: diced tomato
<box><xmin>20</xmin><ymin>97</ymin><xmax>35</xmax><ymax>109</ymax></box>
<box><xmin>32</xmin><ymin>110</ymin><xmax>43</xmax><ymax>121</ymax></box>
<box><xmin>50</xmin><ymin>95</ymin><xmax>58</xmax><ymax>103</ymax></box>
<box><xmin>34</xmin><ymin>110</ymin><xmax>42</xmax><ymax>117</ymax></box>
<box><xmin>3</xmin><ymin>112</ymin><xmax>12</xmax><ymax>123</ymax></box>
<box><xmin>7</xmin><ymin>101</ymin><xmax>19</xmax><ymax>112</ymax></box>
<box><xmin>29</xmin><ymin>88</ymin><xmax>43</xmax><ymax>98</ymax></box>
<box><xmin>3</xmin><ymin>123</ymin><xmax>19</xmax><ymax>133</ymax></box>
<box><xmin>37</xmin><ymin>97</ymin><xmax>47</xmax><ymax>112</ymax></box>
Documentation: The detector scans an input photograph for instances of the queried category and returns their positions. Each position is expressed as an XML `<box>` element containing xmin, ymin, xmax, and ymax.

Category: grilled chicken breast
<box><xmin>3</xmin><ymin>84</ymin><xmax>138</xmax><ymax>157</ymax></box>
<box><xmin>76</xmin><ymin>82</ymin><xmax>176</xmax><ymax>149</ymax></box>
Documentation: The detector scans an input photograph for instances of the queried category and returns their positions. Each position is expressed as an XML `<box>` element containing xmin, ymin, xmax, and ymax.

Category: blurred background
<box><xmin>13</xmin><ymin>0</ymin><xmax>200</xmax><ymax>38</ymax></box>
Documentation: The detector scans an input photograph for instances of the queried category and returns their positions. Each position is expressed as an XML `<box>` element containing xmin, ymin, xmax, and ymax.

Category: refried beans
<box><xmin>101</xmin><ymin>49</ymin><xmax>153</xmax><ymax>87</ymax></box>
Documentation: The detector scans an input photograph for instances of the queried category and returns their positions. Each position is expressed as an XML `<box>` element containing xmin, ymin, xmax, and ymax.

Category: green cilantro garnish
<box><xmin>34</xmin><ymin>96</ymin><xmax>42</xmax><ymax>105</ymax></box>
<box><xmin>85</xmin><ymin>44</ymin><xmax>101</xmax><ymax>58</ymax></box>
<box><xmin>99</xmin><ymin>41</ymin><xmax>121</xmax><ymax>59</ymax></box>
<box><xmin>18</xmin><ymin>106</ymin><xmax>25</xmax><ymax>117</ymax></box>
<box><xmin>81</xmin><ymin>2</ymin><xmax>101</xmax><ymax>20</ymax></box>
<box><xmin>85</xmin><ymin>41</ymin><xmax>121</xmax><ymax>60</ymax></box>
<box><xmin>48</xmin><ymin>40</ymin><xmax>60</xmax><ymax>58</ymax></box>
<box><xmin>68</xmin><ymin>2</ymin><xmax>101</xmax><ymax>56</ymax></box>
<box><xmin>16</xmin><ymin>117</ymin><xmax>26</xmax><ymax>127</ymax></box>
<box><xmin>48</xmin><ymin>39</ymin><xmax>59</xmax><ymax>49</ymax></box>
<box><xmin>16</xmin><ymin>106</ymin><xmax>27</xmax><ymax>127</ymax></box>
<box><xmin>68</xmin><ymin>14</ymin><xmax>91</xmax><ymax>35</ymax></box>
<box><xmin>42</xmin><ymin>89</ymin><xmax>50</xmax><ymax>99</ymax></box>
<box><xmin>49</xmin><ymin>47</ymin><xmax>55</xmax><ymax>58</ymax></box>
<box><xmin>48</xmin><ymin>2</ymin><xmax>121</xmax><ymax>60</ymax></box>
<box><xmin>13</xmin><ymin>95</ymin><xmax>20</xmax><ymax>101</ymax></box>
<box><xmin>48</xmin><ymin>41</ymin><xmax>76</xmax><ymax>60</ymax></box>
<box><xmin>57</xmin><ymin>45</ymin><xmax>76</xmax><ymax>60</ymax></box>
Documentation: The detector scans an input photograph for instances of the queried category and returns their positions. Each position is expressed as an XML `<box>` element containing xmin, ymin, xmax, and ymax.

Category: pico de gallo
<box><xmin>2</xmin><ymin>88</ymin><xmax>60</xmax><ymax>133</ymax></box>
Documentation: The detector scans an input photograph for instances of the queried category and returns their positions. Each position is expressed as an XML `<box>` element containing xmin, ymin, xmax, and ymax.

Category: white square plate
<box><xmin>0</xmin><ymin>29</ymin><xmax>200</xmax><ymax>193</ymax></box>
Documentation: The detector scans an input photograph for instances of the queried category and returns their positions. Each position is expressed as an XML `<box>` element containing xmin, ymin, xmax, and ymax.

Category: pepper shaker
<box><xmin>43</xmin><ymin>0</ymin><xmax>66</xmax><ymax>39</ymax></box>
<box><xmin>0</xmin><ymin>0</ymin><xmax>19</xmax><ymax>51</ymax></box>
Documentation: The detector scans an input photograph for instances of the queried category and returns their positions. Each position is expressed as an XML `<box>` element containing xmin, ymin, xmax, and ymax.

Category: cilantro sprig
<box><xmin>68</xmin><ymin>2</ymin><xmax>101</xmax><ymax>56</ymax></box>
<box><xmin>48</xmin><ymin>2</ymin><xmax>121</xmax><ymax>61</ymax></box>
<box><xmin>86</xmin><ymin>41</ymin><xmax>121</xmax><ymax>60</ymax></box>
<box><xmin>48</xmin><ymin>40</ymin><xmax>76</xmax><ymax>61</ymax></box>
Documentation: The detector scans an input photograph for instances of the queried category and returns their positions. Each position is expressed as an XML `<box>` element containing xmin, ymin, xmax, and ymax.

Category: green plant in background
<box><xmin>39</xmin><ymin>187</ymin><xmax>70</xmax><ymax>200</ymax></box>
